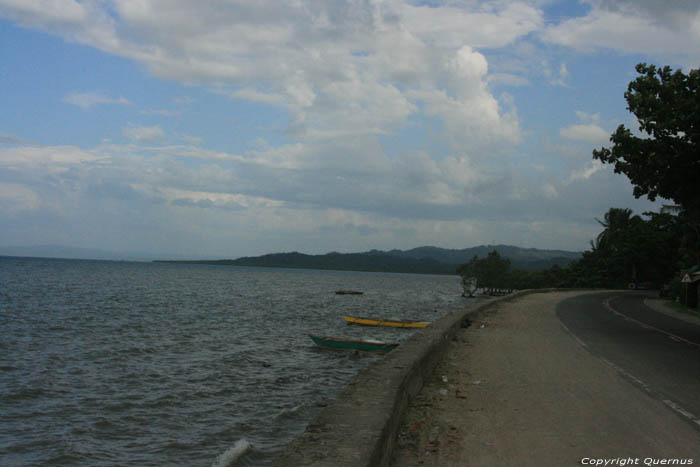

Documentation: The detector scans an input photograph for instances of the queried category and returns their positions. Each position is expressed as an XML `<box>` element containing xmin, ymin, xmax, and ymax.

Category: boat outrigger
<box><xmin>308</xmin><ymin>334</ymin><xmax>399</xmax><ymax>352</ymax></box>
<box><xmin>342</xmin><ymin>315</ymin><xmax>431</xmax><ymax>328</ymax></box>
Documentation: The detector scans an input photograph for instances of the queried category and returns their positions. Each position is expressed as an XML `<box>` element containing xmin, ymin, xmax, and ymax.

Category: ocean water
<box><xmin>0</xmin><ymin>257</ymin><xmax>476</xmax><ymax>466</ymax></box>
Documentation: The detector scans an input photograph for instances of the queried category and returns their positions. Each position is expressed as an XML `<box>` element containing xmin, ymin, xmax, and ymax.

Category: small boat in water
<box><xmin>342</xmin><ymin>315</ymin><xmax>431</xmax><ymax>328</ymax></box>
<box><xmin>335</xmin><ymin>290</ymin><xmax>364</xmax><ymax>295</ymax></box>
<box><xmin>308</xmin><ymin>334</ymin><xmax>399</xmax><ymax>352</ymax></box>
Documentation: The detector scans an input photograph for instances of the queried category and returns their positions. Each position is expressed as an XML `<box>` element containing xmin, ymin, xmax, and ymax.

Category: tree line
<box><xmin>458</xmin><ymin>206</ymin><xmax>685</xmax><ymax>292</ymax></box>
<box><xmin>459</xmin><ymin>63</ymin><xmax>700</xmax><ymax>301</ymax></box>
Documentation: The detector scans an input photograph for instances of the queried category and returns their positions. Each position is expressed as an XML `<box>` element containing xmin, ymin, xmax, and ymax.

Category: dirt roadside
<box><xmin>391</xmin><ymin>291</ymin><xmax>700</xmax><ymax>466</ymax></box>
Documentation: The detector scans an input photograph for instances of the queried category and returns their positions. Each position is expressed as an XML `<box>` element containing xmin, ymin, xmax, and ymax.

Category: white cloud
<box><xmin>180</xmin><ymin>134</ymin><xmax>203</xmax><ymax>145</ymax></box>
<box><xmin>0</xmin><ymin>137</ymin><xmax>662</xmax><ymax>255</ymax></box>
<box><xmin>560</xmin><ymin>123</ymin><xmax>609</xmax><ymax>144</ymax></box>
<box><xmin>543</xmin><ymin>0</ymin><xmax>700</xmax><ymax>65</ymax></box>
<box><xmin>0</xmin><ymin>133</ymin><xmax>39</xmax><ymax>146</ymax></box>
<box><xmin>542</xmin><ymin>183</ymin><xmax>558</xmax><ymax>200</ymax></box>
<box><xmin>0</xmin><ymin>0</ymin><xmax>86</xmax><ymax>25</ymax></box>
<box><xmin>400</xmin><ymin>2</ymin><xmax>543</xmax><ymax>49</ymax></box>
<box><xmin>564</xmin><ymin>159</ymin><xmax>605</xmax><ymax>184</ymax></box>
<box><xmin>0</xmin><ymin>0</ymin><xmax>680</xmax><ymax>254</ymax></box>
<box><xmin>550</xmin><ymin>62</ymin><xmax>569</xmax><ymax>87</ymax></box>
<box><xmin>560</xmin><ymin>109</ymin><xmax>610</xmax><ymax>144</ymax></box>
<box><xmin>1</xmin><ymin>1</ymin><xmax>532</xmax><ymax>150</ymax></box>
<box><xmin>122</xmin><ymin>125</ymin><xmax>165</xmax><ymax>143</ymax></box>
<box><xmin>0</xmin><ymin>182</ymin><xmax>40</xmax><ymax>213</ymax></box>
<box><xmin>140</xmin><ymin>108</ymin><xmax>180</xmax><ymax>117</ymax></box>
<box><xmin>0</xmin><ymin>145</ymin><xmax>104</xmax><ymax>167</ymax></box>
<box><xmin>575</xmin><ymin>110</ymin><xmax>600</xmax><ymax>123</ymax></box>
<box><xmin>63</xmin><ymin>91</ymin><xmax>131</xmax><ymax>110</ymax></box>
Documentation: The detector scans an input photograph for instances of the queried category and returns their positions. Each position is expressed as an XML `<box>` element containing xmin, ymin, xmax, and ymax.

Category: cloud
<box><xmin>0</xmin><ymin>1</ymin><xmax>677</xmax><ymax>255</ymax></box>
<box><xmin>548</xmin><ymin>62</ymin><xmax>569</xmax><ymax>87</ymax></box>
<box><xmin>560</xmin><ymin>110</ymin><xmax>610</xmax><ymax>144</ymax></box>
<box><xmin>543</xmin><ymin>0</ymin><xmax>700</xmax><ymax>65</ymax></box>
<box><xmin>63</xmin><ymin>91</ymin><xmax>131</xmax><ymax>110</ymax></box>
<box><xmin>0</xmin><ymin>132</ymin><xmax>39</xmax><ymax>146</ymax></box>
<box><xmin>180</xmin><ymin>134</ymin><xmax>203</xmax><ymax>145</ymax></box>
<box><xmin>1</xmin><ymin>1</ymin><xmax>532</xmax><ymax>149</ymax></box>
<box><xmin>565</xmin><ymin>159</ymin><xmax>605</xmax><ymax>184</ymax></box>
<box><xmin>140</xmin><ymin>108</ymin><xmax>180</xmax><ymax>117</ymax></box>
<box><xmin>0</xmin><ymin>145</ymin><xmax>104</xmax><ymax>167</ymax></box>
<box><xmin>0</xmin><ymin>137</ymin><xmax>660</xmax><ymax>255</ymax></box>
<box><xmin>560</xmin><ymin>123</ymin><xmax>609</xmax><ymax>144</ymax></box>
<box><xmin>122</xmin><ymin>125</ymin><xmax>165</xmax><ymax>143</ymax></box>
<box><xmin>0</xmin><ymin>182</ymin><xmax>40</xmax><ymax>213</ymax></box>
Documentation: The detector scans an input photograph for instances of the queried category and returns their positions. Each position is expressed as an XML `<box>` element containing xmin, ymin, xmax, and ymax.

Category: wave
<box><xmin>212</xmin><ymin>439</ymin><xmax>252</xmax><ymax>467</ymax></box>
<box><xmin>274</xmin><ymin>404</ymin><xmax>303</xmax><ymax>420</ymax></box>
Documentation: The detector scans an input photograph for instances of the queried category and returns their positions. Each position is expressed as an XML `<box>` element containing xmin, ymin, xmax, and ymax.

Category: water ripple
<box><xmin>0</xmin><ymin>257</ymin><xmax>473</xmax><ymax>466</ymax></box>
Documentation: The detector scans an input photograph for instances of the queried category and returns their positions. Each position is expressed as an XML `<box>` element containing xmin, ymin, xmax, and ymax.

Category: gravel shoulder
<box><xmin>643</xmin><ymin>297</ymin><xmax>700</xmax><ymax>326</ymax></box>
<box><xmin>391</xmin><ymin>291</ymin><xmax>700</xmax><ymax>466</ymax></box>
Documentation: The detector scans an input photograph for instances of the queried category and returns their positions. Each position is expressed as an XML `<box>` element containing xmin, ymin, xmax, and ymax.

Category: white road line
<box><xmin>599</xmin><ymin>357</ymin><xmax>653</xmax><ymax>393</ymax></box>
<box><xmin>604</xmin><ymin>297</ymin><xmax>700</xmax><ymax>349</ymax></box>
<box><xmin>559</xmin><ymin>322</ymin><xmax>588</xmax><ymax>348</ymax></box>
<box><xmin>600</xmin><ymin>356</ymin><xmax>700</xmax><ymax>430</ymax></box>
<box><xmin>662</xmin><ymin>399</ymin><xmax>700</xmax><ymax>427</ymax></box>
<box><xmin>560</xmin><ymin>296</ymin><xmax>700</xmax><ymax>431</ymax></box>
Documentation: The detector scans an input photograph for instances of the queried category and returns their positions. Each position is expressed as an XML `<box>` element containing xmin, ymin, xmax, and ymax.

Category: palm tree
<box><xmin>594</xmin><ymin>208</ymin><xmax>643</xmax><ymax>285</ymax></box>
<box><xmin>595</xmin><ymin>208</ymin><xmax>638</xmax><ymax>253</ymax></box>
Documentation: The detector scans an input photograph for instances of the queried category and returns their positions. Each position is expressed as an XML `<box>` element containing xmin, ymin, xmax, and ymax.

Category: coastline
<box><xmin>271</xmin><ymin>291</ymin><xmax>532</xmax><ymax>466</ymax></box>
<box><xmin>272</xmin><ymin>290</ymin><xmax>700</xmax><ymax>466</ymax></box>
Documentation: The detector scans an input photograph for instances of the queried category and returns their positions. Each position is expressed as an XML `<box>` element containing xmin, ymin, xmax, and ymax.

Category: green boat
<box><xmin>308</xmin><ymin>334</ymin><xmax>399</xmax><ymax>352</ymax></box>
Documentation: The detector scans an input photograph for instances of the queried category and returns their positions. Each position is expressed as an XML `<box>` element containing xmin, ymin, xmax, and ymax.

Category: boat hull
<box><xmin>308</xmin><ymin>334</ymin><xmax>398</xmax><ymax>352</ymax></box>
<box><xmin>342</xmin><ymin>315</ymin><xmax>430</xmax><ymax>328</ymax></box>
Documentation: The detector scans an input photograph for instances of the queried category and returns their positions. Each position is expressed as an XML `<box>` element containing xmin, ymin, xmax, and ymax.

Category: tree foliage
<box><xmin>458</xmin><ymin>208</ymin><xmax>682</xmax><ymax>291</ymax></box>
<box><xmin>457</xmin><ymin>251</ymin><xmax>511</xmax><ymax>292</ymax></box>
<box><xmin>593</xmin><ymin>63</ymin><xmax>700</xmax><ymax>210</ymax></box>
<box><xmin>593</xmin><ymin>63</ymin><xmax>700</xmax><ymax>262</ymax></box>
<box><xmin>457</xmin><ymin>64</ymin><xmax>698</xmax><ymax>293</ymax></box>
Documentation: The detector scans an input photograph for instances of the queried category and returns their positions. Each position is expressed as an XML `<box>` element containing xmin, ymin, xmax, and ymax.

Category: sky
<box><xmin>1</xmin><ymin>0</ymin><xmax>699</xmax><ymax>259</ymax></box>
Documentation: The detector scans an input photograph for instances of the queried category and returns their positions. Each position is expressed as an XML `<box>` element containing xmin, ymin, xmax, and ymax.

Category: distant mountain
<box><xmin>158</xmin><ymin>245</ymin><xmax>582</xmax><ymax>275</ymax></box>
<box><xmin>384</xmin><ymin>245</ymin><xmax>581</xmax><ymax>271</ymax></box>
<box><xmin>159</xmin><ymin>251</ymin><xmax>458</xmax><ymax>275</ymax></box>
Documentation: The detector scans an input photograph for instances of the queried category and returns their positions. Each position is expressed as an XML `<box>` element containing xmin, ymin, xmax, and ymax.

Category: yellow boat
<box><xmin>342</xmin><ymin>315</ymin><xmax>431</xmax><ymax>328</ymax></box>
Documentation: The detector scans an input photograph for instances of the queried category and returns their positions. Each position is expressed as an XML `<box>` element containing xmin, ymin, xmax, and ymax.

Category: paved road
<box><xmin>556</xmin><ymin>291</ymin><xmax>700</xmax><ymax>430</ymax></box>
<box><xmin>392</xmin><ymin>291</ymin><xmax>700</xmax><ymax>466</ymax></box>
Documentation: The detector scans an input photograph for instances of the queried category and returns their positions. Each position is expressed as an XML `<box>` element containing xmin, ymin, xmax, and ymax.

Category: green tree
<box><xmin>458</xmin><ymin>250</ymin><xmax>511</xmax><ymax>293</ymax></box>
<box><xmin>593</xmin><ymin>63</ymin><xmax>700</xmax><ymax>262</ymax></box>
<box><xmin>566</xmin><ymin>207</ymin><xmax>681</xmax><ymax>288</ymax></box>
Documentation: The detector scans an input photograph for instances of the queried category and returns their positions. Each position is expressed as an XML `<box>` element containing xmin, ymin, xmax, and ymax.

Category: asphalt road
<box><xmin>556</xmin><ymin>291</ymin><xmax>700</xmax><ymax>430</ymax></box>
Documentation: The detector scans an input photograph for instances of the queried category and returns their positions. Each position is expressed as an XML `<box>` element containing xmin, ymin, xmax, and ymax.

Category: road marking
<box><xmin>662</xmin><ymin>399</ymin><xmax>700</xmax><ymax>427</ymax></box>
<box><xmin>599</xmin><ymin>357</ymin><xmax>653</xmax><ymax>393</ymax></box>
<box><xmin>603</xmin><ymin>298</ymin><xmax>700</xmax><ymax>349</ymax></box>
<box><xmin>559</xmin><ymin>302</ymin><xmax>700</xmax><ymax>431</ymax></box>
<box><xmin>600</xmin><ymin>357</ymin><xmax>700</xmax><ymax>429</ymax></box>
<box><xmin>587</xmin><ymin>297</ymin><xmax>700</xmax><ymax>431</ymax></box>
<box><xmin>559</xmin><ymin>321</ymin><xmax>588</xmax><ymax>348</ymax></box>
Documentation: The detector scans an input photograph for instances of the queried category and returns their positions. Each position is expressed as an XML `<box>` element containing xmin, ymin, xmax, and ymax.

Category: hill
<box><xmin>158</xmin><ymin>245</ymin><xmax>581</xmax><ymax>275</ymax></box>
<box><xmin>385</xmin><ymin>245</ymin><xmax>580</xmax><ymax>270</ymax></box>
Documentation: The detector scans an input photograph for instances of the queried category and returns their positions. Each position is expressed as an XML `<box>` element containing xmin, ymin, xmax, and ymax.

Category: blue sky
<box><xmin>1</xmin><ymin>0</ymin><xmax>699</xmax><ymax>258</ymax></box>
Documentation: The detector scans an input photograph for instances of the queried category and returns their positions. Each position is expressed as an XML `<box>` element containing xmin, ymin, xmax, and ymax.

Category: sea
<box><xmin>0</xmin><ymin>256</ymin><xmax>478</xmax><ymax>466</ymax></box>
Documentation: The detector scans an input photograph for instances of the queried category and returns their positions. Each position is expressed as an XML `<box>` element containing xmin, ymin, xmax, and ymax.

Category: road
<box><xmin>392</xmin><ymin>291</ymin><xmax>700</xmax><ymax>466</ymax></box>
<box><xmin>557</xmin><ymin>291</ymin><xmax>700</xmax><ymax>430</ymax></box>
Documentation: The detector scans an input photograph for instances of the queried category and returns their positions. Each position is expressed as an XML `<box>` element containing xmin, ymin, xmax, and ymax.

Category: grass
<box><xmin>665</xmin><ymin>298</ymin><xmax>700</xmax><ymax>319</ymax></box>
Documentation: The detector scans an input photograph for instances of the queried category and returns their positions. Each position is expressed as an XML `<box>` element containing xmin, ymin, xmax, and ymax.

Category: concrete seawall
<box><xmin>272</xmin><ymin>290</ymin><xmax>533</xmax><ymax>467</ymax></box>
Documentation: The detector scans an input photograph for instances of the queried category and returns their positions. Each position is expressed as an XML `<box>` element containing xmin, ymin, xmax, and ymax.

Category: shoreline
<box><xmin>272</xmin><ymin>290</ymin><xmax>700</xmax><ymax>466</ymax></box>
<box><xmin>271</xmin><ymin>290</ymin><xmax>534</xmax><ymax>466</ymax></box>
